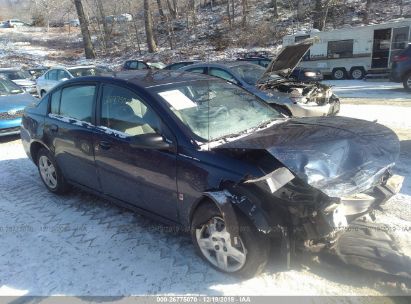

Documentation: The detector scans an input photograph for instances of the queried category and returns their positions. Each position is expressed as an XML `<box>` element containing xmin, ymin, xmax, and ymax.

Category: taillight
<box><xmin>393</xmin><ymin>54</ymin><xmax>410</xmax><ymax>62</ymax></box>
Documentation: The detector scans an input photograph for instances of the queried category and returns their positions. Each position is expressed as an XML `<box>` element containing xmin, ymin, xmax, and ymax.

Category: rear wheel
<box><xmin>37</xmin><ymin>148</ymin><xmax>69</xmax><ymax>194</ymax></box>
<box><xmin>40</xmin><ymin>90</ymin><xmax>46</xmax><ymax>97</ymax></box>
<box><xmin>403</xmin><ymin>73</ymin><xmax>411</xmax><ymax>91</ymax></box>
<box><xmin>191</xmin><ymin>202</ymin><xmax>270</xmax><ymax>278</ymax></box>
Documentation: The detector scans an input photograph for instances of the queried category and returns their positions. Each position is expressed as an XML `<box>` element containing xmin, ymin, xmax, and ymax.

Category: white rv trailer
<box><xmin>282</xmin><ymin>19</ymin><xmax>411</xmax><ymax>79</ymax></box>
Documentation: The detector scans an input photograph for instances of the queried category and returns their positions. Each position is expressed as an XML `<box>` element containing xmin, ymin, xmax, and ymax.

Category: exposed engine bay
<box><xmin>257</xmin><ymin>80</ymin><xmax>337</xmax><ymax>107</ymax></box>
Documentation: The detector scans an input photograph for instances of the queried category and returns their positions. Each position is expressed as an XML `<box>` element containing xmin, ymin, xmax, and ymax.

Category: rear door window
<box><xmin>128</xmin><ymin>61</ymin><xmax>138</xmax><ymax>69</ymax></box>
<box><xmin>48</xmin><ymin>70</ymin><xmax>58</xmax><ymax>81</ymax></box>
<box><xmin>58</xmin><ymin>85</ymin><xmax>96</xmax><ymax>123</ymax></box>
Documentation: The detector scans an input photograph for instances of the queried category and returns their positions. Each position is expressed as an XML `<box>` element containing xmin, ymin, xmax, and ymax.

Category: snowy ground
<box><xmin>323</xmin><ymin>80</ymin><xmax>411</xmax><ymax>103</ymax></box>
<box><xmin>0</xmin><ymin>104</ymin><xmax>410</xmax><ymax>297</ymax></box>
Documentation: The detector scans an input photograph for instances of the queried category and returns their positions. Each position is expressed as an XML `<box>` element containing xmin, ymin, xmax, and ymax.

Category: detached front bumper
<box><xmin>306</xmin><ymin>174</ymin><xmax>404</xmax><ymax>242</ymax></box>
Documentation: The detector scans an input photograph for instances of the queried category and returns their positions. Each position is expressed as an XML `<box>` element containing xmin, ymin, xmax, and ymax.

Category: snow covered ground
<box><xmin>323</xmin><ymin>80</ymin><xmax>411</xmax><ymax>102</ymax></box>
<box><xmin>0</xmin><ymin>104</ymin><xmax>410</xmax><ymax>296</ymax></box>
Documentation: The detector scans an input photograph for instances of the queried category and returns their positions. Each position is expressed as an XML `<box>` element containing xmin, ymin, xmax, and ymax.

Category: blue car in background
<box><xmin>0</xmin><ymin>76</ymin><xmax>36</xmax><ymax>136</ymax></box>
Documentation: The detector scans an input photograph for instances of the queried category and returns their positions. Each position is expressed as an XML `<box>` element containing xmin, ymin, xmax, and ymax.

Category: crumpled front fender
<box><xmin>204</xmin><ymin>189</ymin><xmax>283</xmax><ymax>243</ymax></box>
<box><xmin>204</xmin><ymin>191</ymin><xmax>240</xmax><ymax>247</ymax></box>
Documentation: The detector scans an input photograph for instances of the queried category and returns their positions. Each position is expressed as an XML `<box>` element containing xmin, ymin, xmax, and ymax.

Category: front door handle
<box><xmin>49</xmin><ymin>124</ymin><xmax>58</xmax><ymax>132</ymax></box>
<box><xmin>99</xmin><ymin>141</ymin><xmax>112</xmax><ymax>150</ymax></box>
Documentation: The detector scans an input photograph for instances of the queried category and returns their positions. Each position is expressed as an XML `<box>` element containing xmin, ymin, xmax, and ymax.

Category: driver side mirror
<box><xmin>129</xmin><ymin>133</ymin><xmax>172</xmax><ymax>150</ymax></box>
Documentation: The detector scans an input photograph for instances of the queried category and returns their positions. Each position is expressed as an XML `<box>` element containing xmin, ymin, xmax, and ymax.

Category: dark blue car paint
<box><xmin>20</xmin><ymin>71</ymin><xmax>401</xmax><ymax>240</ymax></box>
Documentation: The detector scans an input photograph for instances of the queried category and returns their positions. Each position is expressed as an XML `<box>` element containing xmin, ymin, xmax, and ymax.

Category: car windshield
<box><xmin>68</xmin><ymin>67</ymin><xmax>105</xmax><ymax>77</ymax></box>
<box><xmin>0</xmin><ymin>70</ymin><xmax>31</xmax><ymax>80</ymax></box>
<box><xmin>156</xmin><ymin>80</ymin><xmax>281</xmax><ymax>142</ymax></box>
<box><xmin>230</xmin><ymin>64</ymin><xmax>285</xmax><ymax>85</ymax></box>
<box><xmin>230</xmin><ymin>64</ymin><xmax>266</xmax><ymax>85</ymax></box>
<box><xmin>0</xmin><ymin>78</ymin><xmax>24</xmax><ymax>95</ymax></box>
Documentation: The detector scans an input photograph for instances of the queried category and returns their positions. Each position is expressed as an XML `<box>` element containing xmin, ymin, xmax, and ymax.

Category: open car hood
<box><xmin>214</xmin><ymin>117</ymin><xmax>400</xmax><ymax>197</ymax></box>
<box><xmin>259</xmin><ymin>40</ymin><xmax>313</xmax><ymax>80</ymax></box>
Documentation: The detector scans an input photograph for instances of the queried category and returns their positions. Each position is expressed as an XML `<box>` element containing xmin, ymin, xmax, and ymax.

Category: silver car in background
<box><xmin>36</xmin><ymin>66</ymin><xmax>110</xmax><ymax>97</ymax></box>
<box><xmin>181</xmin><ymin>42</ymin><xmax>340</xmax><ymax>117</ymax></box>
<box><xmin>0</xmin><ymin>68</ymin><xmax>37</xmax><ymax>96</ymax></box>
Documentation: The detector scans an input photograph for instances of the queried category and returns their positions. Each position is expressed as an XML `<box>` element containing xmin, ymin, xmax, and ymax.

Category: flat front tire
<box><xmin>191</xmin><ymin>202</ymin><xmax>270</xmax><ymax>278</ymax></box>
<box><xmin>37</xmin><ymin>148</ymin><xmax>69</xmax><ymax>194</ymax></box>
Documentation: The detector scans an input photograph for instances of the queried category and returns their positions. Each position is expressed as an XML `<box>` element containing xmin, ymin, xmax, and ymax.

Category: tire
<box><xmin>40</xmin><ymin>90</ymin><xmax>46</xmax><ymax>97</ymax></box>
<box><xmin>332</xmin><ymin>68</ymin><xmax>346</xmax><ymax>80</ymax></box>
<box><xmin>403</xmin><ymin>73</ymin><xmax>411</xmax><ymax>91</ymax></box>
<box><xmin>37</xmin><ymin>148</ymin><xmax>69</xmax><ymax>194</ymax></box>
<box><xmin>350</xmin><ymin>67</ymin><xmax>365</xmax><ymax>80</ymax></box>
<box><xmin>191</xmin><ymin>202</ymin><xmax>270</xmax><ymax>278</ymax></box>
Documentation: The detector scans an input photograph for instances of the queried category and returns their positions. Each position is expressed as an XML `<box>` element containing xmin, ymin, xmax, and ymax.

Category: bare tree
<box><xmin>226</xmin><ymin>0</ymin><xmax>232</xmax><ymax>27</ymax></box>
<box><xmin>95</xmin><ymin>0</ymin><xmax>110</xmax><ymax>44</ymax></box>
<box><xmin>363</xmin><ymin>0</ymin><xmax>372</xmax><ymax>24</ymax></box>
<box><xmin>156</xmin><ymin>0</ymin><xmax>166</xmax><ymax>19</ymax></box>
<box><xmin>74</xmin><ymin>0</ymin><xmax>95</xmax><ymax>59</ymax></box>
<box><xmin>32</xmin><ymin>0</ymin><xmax>61</xmax><ymax>31</ymax></box>
<box><xmin>313</xmin><ymin>0</ymin><xmax>335</xmax><ymax>30</ymax></box>
<box><xmin>144</xmin><ymin>0</ymin><xmax>157</xmax><ymax>53</ymax></box>
<box><xmin>241</xmin><ymin>0</ymin><xmax>247</xmax><ymax>27</ymax></box>
<box><xmin>166</xmin><ymin>0</ymin><xmax>178</xmax><ymax>18</ymax></box>
<box><xmin>271</xmin><ymin>0</ymin><xmax>278</xmax><ymax>18</ymax></box>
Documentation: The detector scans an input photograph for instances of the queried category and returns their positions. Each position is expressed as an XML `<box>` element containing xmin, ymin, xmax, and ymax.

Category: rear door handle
<box><xmin>99</xmin><ymin>141</ymin><xmax>112</xmax><ymax>150</ymax></box>
<box><xmin>49</xmin><ymin>124</ymin><xmax>58</xmax><ymax>132</ymax></box>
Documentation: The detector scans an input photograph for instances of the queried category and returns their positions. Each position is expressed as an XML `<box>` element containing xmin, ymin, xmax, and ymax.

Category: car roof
<box><xmin>0</xmin><ymin>68</ymin><xmax>23</xmax><ymax>71</ymax></box>
<box><xmin>182</xmin><ymin>61</ymin><xmax>260</xmax><ymax>69</ymax></box>
<box><xmin>59</xmin><ymin>70</ymin><xmax>215</xmax><ymax>89</ymax></box>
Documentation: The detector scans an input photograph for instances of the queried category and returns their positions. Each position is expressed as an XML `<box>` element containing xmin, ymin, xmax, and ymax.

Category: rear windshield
<box><xmin>0</xmin><ymin>70</ymin><xmax>31</xmax><ymax>80</ymax></box>
<box><xmin>68</xmin><ymin>67</ymin><xmax>106</xmax><ymax>77</ymax></box>
<box><xmin>0</xmin><ymin>78</ymin><xmax>24</xmax><ymax>95</ymax></box>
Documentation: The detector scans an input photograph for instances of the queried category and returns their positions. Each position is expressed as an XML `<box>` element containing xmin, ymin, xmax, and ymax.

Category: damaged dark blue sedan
<box><xmin>20</xmin><ymin>70</ymin><xmax>404</xmax><ymax>278</ymax></box>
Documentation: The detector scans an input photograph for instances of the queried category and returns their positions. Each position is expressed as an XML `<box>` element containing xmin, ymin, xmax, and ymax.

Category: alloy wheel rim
<box><xmin>196</xmin><ymin>217</ymin><xmax>247</xmax><ymax>272</ymax></box>
<box><xmin>407</xmin><ymin>77</ymin><xmax>411</xmax><ymax>88</ymax></box>
<box><xmin>39</xmin><ymin>155</ymin><xmax>58</xmax><ymax>189</ymax></box>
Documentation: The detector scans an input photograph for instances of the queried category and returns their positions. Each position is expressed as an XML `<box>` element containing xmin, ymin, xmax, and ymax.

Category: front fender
<box><xmin>204</xmin><ymin>190</ymin><xmax>283</xmax><ymax>243</ymax></box>
<box><xmin>204</xmin><ymin>191</ymin><xmax>240</xmax><ymax>247</ymax></box>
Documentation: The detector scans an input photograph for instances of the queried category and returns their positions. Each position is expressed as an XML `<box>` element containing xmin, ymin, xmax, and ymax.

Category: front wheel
<box><xmin>191</xmin><ymin>202</ymin><xmax>270</xmax><ymax>278</ymax></box>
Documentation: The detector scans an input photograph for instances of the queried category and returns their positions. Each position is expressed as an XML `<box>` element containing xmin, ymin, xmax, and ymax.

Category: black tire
<box><xmin>40</xmin><ymin>90</ymin><xmax>46</xmax><ymax>97</ymax></box>
<box><xmin>191</xmin><ymin>202</ymin><xmax>270</xmax><ymax>278</ymax></box>
<box><xmin>36</xmin><ymin>148</ymin><xmax>70</xmax><ymax>194</ymax></box>
<box><xmin>332</xmin><ymin>68</ymin><xmax>346</xmax><ymax>80</ymax></box>
<box><xmin>403</xmin><ymin>73</ymin><xmax>411</xmax><ymax>91</ymax></box>
<box><xmin>350</xmin><ymin>67</ymin><xmax>365</xmax><ymax>80</ymax></box>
